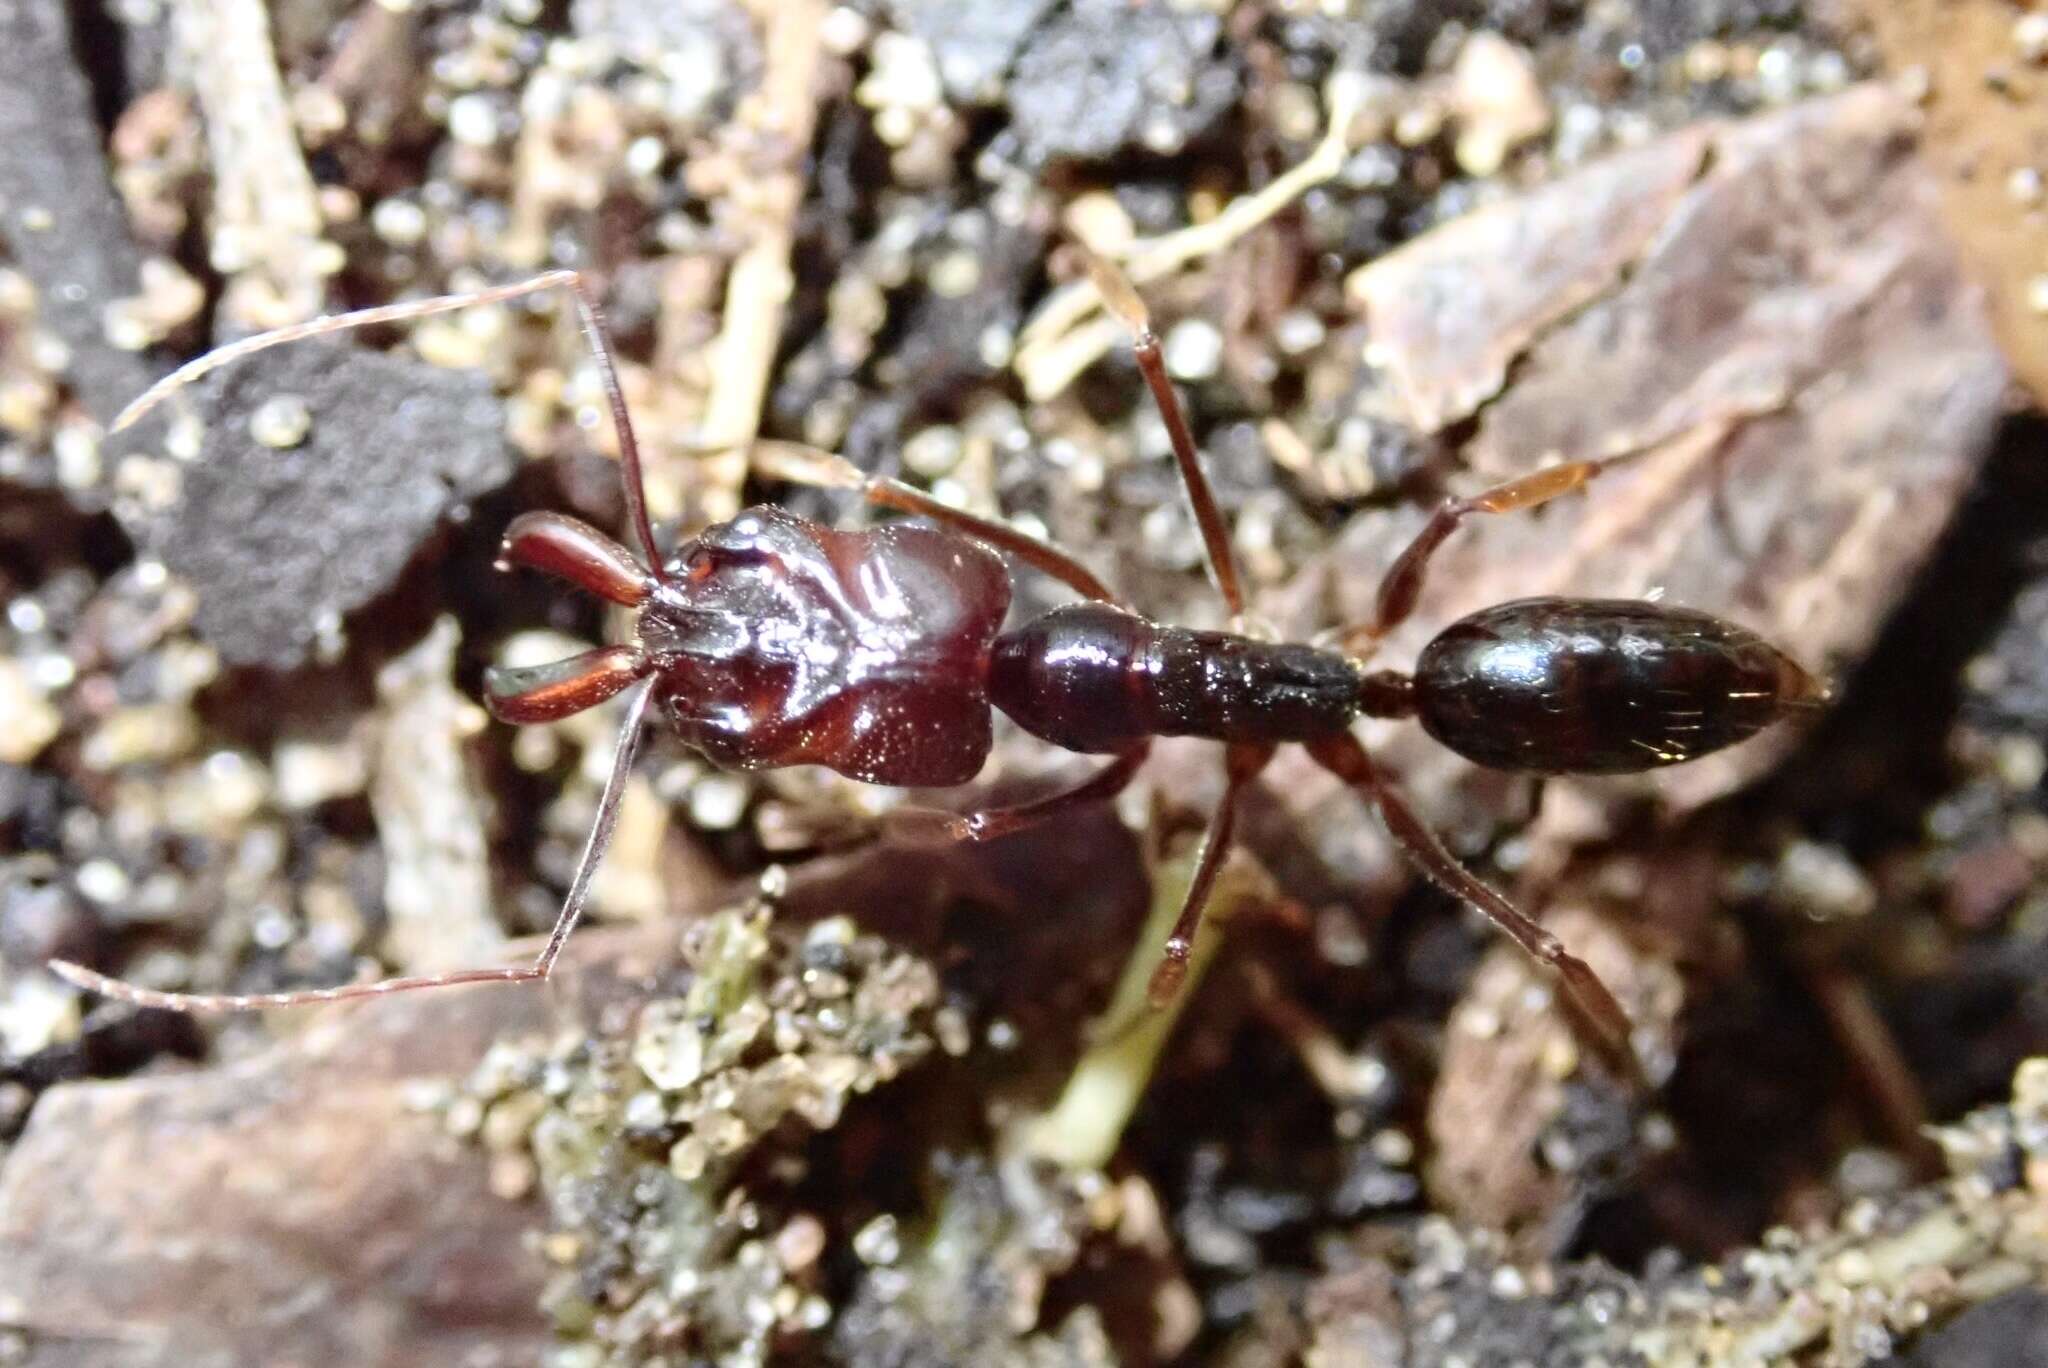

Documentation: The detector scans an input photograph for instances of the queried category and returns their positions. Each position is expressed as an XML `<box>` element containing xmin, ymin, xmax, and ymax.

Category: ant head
<box><xmin>483</xmin><ymin>503</ymin><xmax>1011</xmax><ymax>786</ymax></box>
<box><xmin>638</xmin><ymin>505</ymin><xmax>1011</xmax><ymax>787</ymax></box>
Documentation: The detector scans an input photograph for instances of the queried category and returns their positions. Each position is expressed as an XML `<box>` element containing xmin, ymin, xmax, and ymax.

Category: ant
<box><xmin>50</xmin><ymin>260</ymin><xmax>1827</xmax><ymax>1079</ymax></box>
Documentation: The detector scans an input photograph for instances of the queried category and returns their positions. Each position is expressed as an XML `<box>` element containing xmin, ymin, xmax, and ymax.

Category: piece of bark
<box><xmin>370</xmin><ymin>618</ymin><xmax>500</xmax><ymax>975</ymax></box>
<box><xmin>1423</xmin><ymin>901</ymin><xmax>1682</xmax><ymax>1241</ymax></box>
<box><xmin>1231</xmin><ymin>84</ymin><xmax>2007</xmax><ymax>906</ymax></box>
<box><xmin>0</xmin><ymin>944</ymin><xmax>580</xmax><ymax>1366</ymax></box>
<box><xmin>0</xmin><ymin>919</ymin><xmax>718</xmax><ymax>1368</ymax></box>
<box><xmin>1347</xmin><ymin>126</ymin><xmax>1713</xmax><ymax>437</ymax></box>
<box><xmin>0</xmin><ymin>0</ymin><xmax>161</xmax><ymax>430</ymax></box>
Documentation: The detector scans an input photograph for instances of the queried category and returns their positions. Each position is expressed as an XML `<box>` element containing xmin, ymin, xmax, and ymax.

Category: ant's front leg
<box><xmin>1338</xmin><ymin>451</ymin><xmax>1646</xmax><ymax>657</ymax></box>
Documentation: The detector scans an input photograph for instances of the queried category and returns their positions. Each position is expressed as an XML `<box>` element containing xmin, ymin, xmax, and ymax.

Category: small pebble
<box><xmin>2028</xmin><ymin>274</ymin><xmax>2048</xmax><ymax>316</ymax></box>
<box><xmin>1685</xmin><ymin>40</ymin><xmax>1731</xmax><ymax>85</ymax></box>
<box><xmin>488</xmin><ymin>1152</ymin><xmax>537</xmax><ymax>1200</ymax></box>
<box><xmin>1756</xmin><ymin>43</ymin><xmax>1802</xmax><ymax>103</ymax></box>
<box><xmin>1996</xmin><ymin>736</ymin><xmax>2046</xmax><ymax>791</ymax></box>
<box><xmin>668</xmin><ymin>1133</ymin><xmax>709</xmax><ymax>1180</ymax></box>
<box><xmin>447</xmin><ymin>93</ymin><xmax>501</xmax><ymax>146</ymax></box>
<box><xmin>80</xmin><ymin>704</ymin><xmax>191</xmax><ymax>770</ymax></box>
<box><xmin>1448</xmin><ymin>30</ymin><xmax>1549</xmax><ymax>175</ymax></box>
<box><xmin>852</xmin><ymin>1213</ymin><xmax>901</xmax><ymax>1265</ymax></box>
<box><xmin>1273</xmin><ymin>309</ymin><xmax>1325</xmax><ymax>357</ymax></box>
<box><xmin>273</xmin><ymin>736</ymin><xmax>371</xmax><ymax>810</ymax></box>
<box><xmin>2017</xmin><ymin>12</ymin><xmax>2048</xmax><ymax>63</ymax></box>
<box><xmin>819</xmin><ymin>5</ymin><xmax>870</xmax><ymax>56</ymax></box>
<box><xmin>249</xmin><ymin>394</ymin><xmax>312</xmax><ymax>450</ymax></box>
<box><xmin>1774</xmin><ymin>839</ymin><xmax>1877</xmax><ymax>921</ymax></box>
<box><xmin>775</xmin><ymin>1214</ymin><xmax>826</xmax><ymax>1272</ymax></box>
<box><xmin>0</xmin><ymin>975</ymin><xmax>79</xmax><ymax>1057</ymax></box>
<box><xmin>902</xmin><ymin>425</ymin><xmax>963</xmax><ymax>478</ymax></box>
<box><xmin>687</xmin><ymin>772</ymin><xmax>751</xmax><ymax>830</ymax></box>
<box><xmin>857</xmin><ymin>32</ymin><xmax>944</xmax><ymax>118</ymax></box>
<box><xmin>927</xmin><ymin>250</ymin><xmax>980</xmax><ymax>299</ymax></box>
<box><xmin>1162</xmin><ymin>318</ymin><xmax>1223</xmax><ymax>382</ymax></box>
<box><xmin>0</xmin><ymin>659</ymin><xmax>61</xmax><ymax>764</ymax></box>
<box><xmin>371</xmin><ymin>198</ymin><xmax>428</xmax><ymax>247</ymax></box>
<box><xmin>1370</xmin><ymin>1127</ymin><xmax>1414</xmax><ymax>1166</ymax></box>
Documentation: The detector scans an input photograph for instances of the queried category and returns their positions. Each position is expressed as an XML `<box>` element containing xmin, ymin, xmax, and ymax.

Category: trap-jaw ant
<box><xmin>51</xmin><ymin>263</ymin><xmax>1828</xmax><ymax>1077</ymax></box>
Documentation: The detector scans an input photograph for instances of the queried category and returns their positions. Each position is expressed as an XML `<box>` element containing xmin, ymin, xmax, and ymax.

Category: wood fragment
<box><xmin>0</xmin><ymin>945</ymin><xmax>575</xmax><ymax>1366</ymax></box>
<box><xmin>173</xmin><ymin>0</ymin><xmax>336</xmax><ymax>331</ymax></box>
<box><xmin>1345</xmin><ymin>127</ymin><xmax>1712</xmax><ymax>435</ymax></box>
<box><xmin>696</xmin><ymin>0</ymin><xmax>831</xmax><ymax>524</ymax></box>
<box><xmin>372</xmin><ymin>618</ymin><xmax>501</xmax><ymax>975</ymax></box>
<box><xmin>1014</xmin><ymin>72</ymin><xmax>1368</xmax><ymax>402</ymax></box>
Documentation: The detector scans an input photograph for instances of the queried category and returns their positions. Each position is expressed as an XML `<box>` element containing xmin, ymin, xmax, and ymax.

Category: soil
<box><xmin>1</xmin><ymin>2</ymin><xmax>2045</xmax><ymax>1365</ymax></box>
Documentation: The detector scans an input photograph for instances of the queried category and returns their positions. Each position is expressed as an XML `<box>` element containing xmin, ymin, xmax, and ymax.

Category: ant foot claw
<box><xmin>884</xmin><ymin>806</ymin><xmax>972</xmax><ymax>847</ymax></box>
<box><xmin>1146</xmin><ymin>950</ymin><xmax>1189</xmax><ymax>1007</ymax></box>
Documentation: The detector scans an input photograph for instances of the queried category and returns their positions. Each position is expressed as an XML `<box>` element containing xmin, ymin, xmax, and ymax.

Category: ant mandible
<box><xmin>51</xmin><ymin>260</ymin><xmax>1828</xmax><ymax>1079</ymax></box>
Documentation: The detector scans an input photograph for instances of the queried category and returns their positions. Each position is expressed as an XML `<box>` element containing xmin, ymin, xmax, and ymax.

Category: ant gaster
<box><xmin>52</xmin><ymin>263</ymin><xmax>1828</xmax><ymax>1077</ymax></box>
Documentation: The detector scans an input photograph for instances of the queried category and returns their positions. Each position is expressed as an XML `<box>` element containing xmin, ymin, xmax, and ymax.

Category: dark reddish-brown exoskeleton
<box><xmin>54</xmin><ymin>266</ymin><xmax>1827</xmax><ymax>1076</ymax></box>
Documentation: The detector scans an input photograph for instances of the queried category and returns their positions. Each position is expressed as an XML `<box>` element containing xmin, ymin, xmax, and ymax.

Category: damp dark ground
<box><xmin>2</xmin><ymin>1</ymin><xmax>2047</xmax><ymax>1365</ymax></box>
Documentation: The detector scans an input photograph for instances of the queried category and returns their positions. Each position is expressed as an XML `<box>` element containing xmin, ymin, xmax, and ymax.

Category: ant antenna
<box><xmin>57</xmin><ymin>271</ymin><xmax>670</xmax><ymax>1011</ymax></box>
<box><xmin>51</xmin><ymin>682</ymin><xmax>655</xmax><ymax>1011</ymax></box>
<box><xmin>111</xmin><ymin>270</ymin><xmax>663</xmax><ymax>570</ymax></box>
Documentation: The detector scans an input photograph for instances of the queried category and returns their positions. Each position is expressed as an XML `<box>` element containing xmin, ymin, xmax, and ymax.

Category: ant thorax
<box><xmin>639</xmin><ymin>506</ymin><xmax>1011</xmax><ymax>787</ymax></box>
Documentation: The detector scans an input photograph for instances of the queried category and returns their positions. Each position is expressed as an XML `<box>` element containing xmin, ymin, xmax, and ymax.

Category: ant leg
<box><xmin>1078</xmin><ymin>248</ymin><xmax>1248</xmax><ymax>622</ymax></box>
<box><xmin>889</xmin><ymin>743</ymin><xmax>1151</xmax><ymax>846</ymax></box>
<box><xmin>750</xmin><ymin>440</ymin><xmax>1122</xmax><ymax>605</ymax></box>
<box><xmin>113</xmin><ymin>269</ymin><xmax>662</xmax><ymax>568</ymax></box>
<box><xmin>1339</xmin><ymin>453</ymin><xmax>1642</xmax><ymax>656</ymax></box>
<box><xmin>52</xmin><ymin>683</ymin><xmax>656</xmax><ymax>1013</ymax></box>
<box><xmin>1146</xmin><ymin>742</ymin><xmax>1273</xmax><ymax>1006</ymax></box>
<box><xmin>1305</xmin><ymin>731</ymin><xmax>1643</xmax><ymax>1084</ymax></box>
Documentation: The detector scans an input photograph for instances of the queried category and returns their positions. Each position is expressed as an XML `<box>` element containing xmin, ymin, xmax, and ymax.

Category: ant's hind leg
<box><xmin>1339</xmin><ymin>450</ymin><xmax>1647</xmax><ymax>657</ymax></box>
<box><xmin>52</xmin><ymin>683</ymin><xmax>657</xmax><ymax>1013</ymax></box>
<box><xmin>888</xmin><ymin>744</ymin><xmax>1152</xmax><ymax>847</ymax></box>
<box><xmin>1305</xmin><ymin>731</ymin><xmax>1644</xmax><ymax>1085</ymax></box>
<box><xmin>750</xmin><ymin>440</ymin><xmax>1122</xmax><ymax>605</ymax></box>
